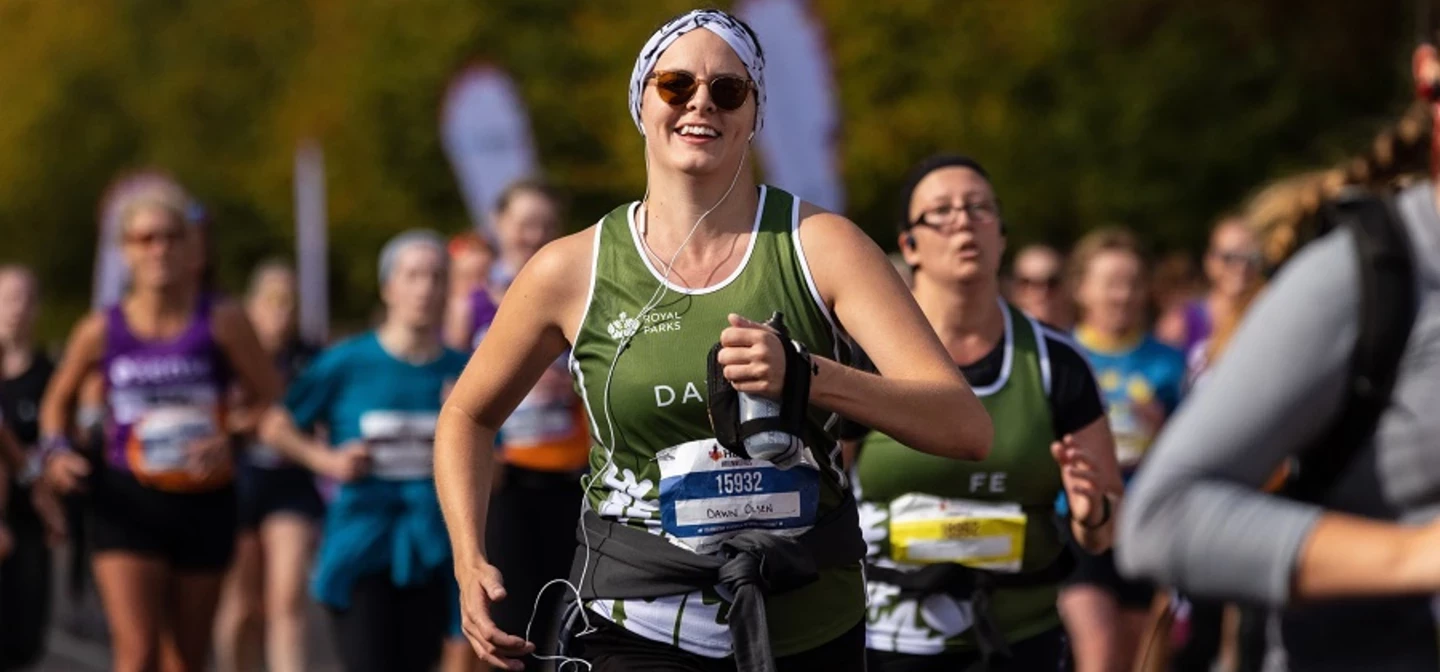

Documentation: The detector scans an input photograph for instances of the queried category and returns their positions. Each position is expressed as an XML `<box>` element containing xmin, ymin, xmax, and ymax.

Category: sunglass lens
<box><xmin>710</xmin><ymin>77</ymin><xmax>750</xmax><ymax>110</ymax></box>
<box><xmin>655</xmin><ymin>72</ymin><xmax>697</xmax><ymax>106</ymax></box>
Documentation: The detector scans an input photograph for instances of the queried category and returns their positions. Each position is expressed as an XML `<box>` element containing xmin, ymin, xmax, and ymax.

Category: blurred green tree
<box><xmin>0</xmin><ymin>0</ymin><xmax>1418</xmax><ymax>345</ymax></box>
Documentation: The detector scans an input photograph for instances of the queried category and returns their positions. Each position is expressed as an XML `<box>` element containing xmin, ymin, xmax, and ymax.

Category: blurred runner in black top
<box><xmin>215</xmin><ymin>260</ymin><xmax>323</xmax><ymax>672</ymax></box>
<box><xmin>0</xmin><ymin>264</ymin><xmax>62</xmax><ymax>670</ymax></box>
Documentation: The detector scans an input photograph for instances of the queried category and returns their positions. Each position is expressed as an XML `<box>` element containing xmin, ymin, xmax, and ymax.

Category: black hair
<box><xmin>896</xmin><ymin>154</ymin><xmax>994</xmax><ymax>235</ymax></box>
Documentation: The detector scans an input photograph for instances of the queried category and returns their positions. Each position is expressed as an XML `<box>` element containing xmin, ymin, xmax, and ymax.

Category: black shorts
<box><xmin>88</xmin><ymin>467</ymin><xmax>237</xmax><ymax>572</ymax></box>
<box><xmin>568</xmin><ymin>615</ymin><xmax>865</xmax><ymax>672</ymax></box>
<box><xmin>236</xmin><ymin>463</ymin><xmax>325</xmax><ymax>530</ymax></box>
<box><xmin>1062</xmin><ymin>524</ymin><xmax>1154</xmax><ymax>609</ymax></box>
<box><xmin>484</xmin><ymin>466</ymin><xmax>582</xmax><ymax>644</ymax></box>
<box><xmin>327</xmin><ymin>572</ymin><xmax>451</xmax><ymax>672</ymax></box>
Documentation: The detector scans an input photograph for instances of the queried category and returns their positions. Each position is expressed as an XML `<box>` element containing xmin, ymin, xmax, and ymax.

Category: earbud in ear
<box><xmin>904</xmin><ymin>233</ymin><xmax>916</xmax><ymax>249</ymax></box>
<box><xmin>748</xmin><ymin>130</ymin><xmax>756</xmax><ymax>141</ymax></box>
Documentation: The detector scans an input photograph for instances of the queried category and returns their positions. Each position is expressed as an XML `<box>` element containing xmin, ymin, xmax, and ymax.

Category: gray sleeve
<box><xmin>1116</xmin><ymin>229</ymin><xmax>1359</xmax><ymax>606</ymax></box>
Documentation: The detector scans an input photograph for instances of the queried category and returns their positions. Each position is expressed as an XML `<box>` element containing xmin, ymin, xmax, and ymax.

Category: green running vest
<box><xmin>569</xmin><ymin>185</ymin><xmax>864</xmax><ymax>657</ymax></box>
<box><xmin>856</xmin><ymin>301</ymin><xmax>1064</xmax><ymax>654</ymax></box>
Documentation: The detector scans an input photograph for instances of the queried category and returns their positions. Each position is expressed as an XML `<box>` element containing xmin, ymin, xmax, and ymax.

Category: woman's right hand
<box><xmin>315</xmin><ymin>440</ymin><xmax>370</xmax><ymax>482</ymax></box>
<box><xmin>43</xmin><ymin>451</ymin><xmax>91</xmax><ymax>494</ymax></box>
<box><xmin>457</xmin><ymin>557</ymin><xmax>534</xmax><ymax>670</ymax></box>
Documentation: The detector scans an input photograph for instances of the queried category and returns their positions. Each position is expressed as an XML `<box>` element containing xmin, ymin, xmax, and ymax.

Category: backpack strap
<box><xmin>1286</xmin><ymin>193</ymin><xmax>1418</xmax><ymax>503</ymax></box>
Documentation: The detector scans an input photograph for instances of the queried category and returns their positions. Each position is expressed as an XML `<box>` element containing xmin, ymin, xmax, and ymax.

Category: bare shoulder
<box><xmin>72</xmin><ymin>311</ymin><xmax>108</xmax><ymax>343</ymax></box>
<box><xmin>795</xmin><ymin>201</ymin><xmax>875</xmax><ymax>252</ymax></box>
<box><xmin>794</xmin><ymin>200</ymin><xmax>895</xmax><ymax>297</ymax></box>
<box><xmin>64</xmin><ymin>311</ymin><xmax>109</xmax><ymax>360</ymax></box>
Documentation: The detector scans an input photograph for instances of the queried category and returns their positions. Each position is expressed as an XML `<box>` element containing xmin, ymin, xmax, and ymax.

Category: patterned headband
<box><xmin>628</xmin><ymin>9</ymin><xmax>767</xmax><ymax>136</ymax></box>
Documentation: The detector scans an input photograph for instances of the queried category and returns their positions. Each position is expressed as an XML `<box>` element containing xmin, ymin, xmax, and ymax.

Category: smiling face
<box><xmin>640</xmin><ymin>29</ymin><xmax>758</xmax><ymax>178</ymax></box>
<box><xmin>1078</xmin><ymin>248</ymin><xmax>1146</xmax><ymax>335</ymax></box>
<box><xmin>900</xmin><ymin>166</ymin><xmax>1005</xmax><ymax>285</ymax></box>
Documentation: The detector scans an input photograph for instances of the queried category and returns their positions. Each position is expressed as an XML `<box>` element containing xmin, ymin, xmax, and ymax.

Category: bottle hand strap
<box><xmin>705</xmin><ymin>312</ymin><xmax>813</xmax><ymax>460</ymax></box>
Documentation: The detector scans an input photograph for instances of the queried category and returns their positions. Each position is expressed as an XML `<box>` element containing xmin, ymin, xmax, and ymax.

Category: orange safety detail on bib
<box><xmin>125</xmin><ymin>404</ymin><xmax>233</xmax><ymax>492</ymax></box>
<box><xmin>500</xmin><ymin>404</ymin><xmax>591</xmax><ymax>473</ymax></box>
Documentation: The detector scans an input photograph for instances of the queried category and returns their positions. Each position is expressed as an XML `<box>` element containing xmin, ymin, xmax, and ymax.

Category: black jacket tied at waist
<box><xmin>567</xmin><ymin>497</ymin><xmax>865</xmax><ymax>672</ymax></box>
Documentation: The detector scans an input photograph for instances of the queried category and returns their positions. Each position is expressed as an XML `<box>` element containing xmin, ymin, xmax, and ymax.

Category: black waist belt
<box><xmin>568</xmin><ymin>497</ymin><xmax>866</xmax><ymax>672</ymax></box>
<box><xmin>865</xmin><ymin>546</ymin><xmax>1075</xmax><ymax>670</ymax></box>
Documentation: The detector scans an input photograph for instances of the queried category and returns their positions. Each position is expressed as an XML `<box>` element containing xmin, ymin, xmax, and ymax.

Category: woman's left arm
<box><xmin>801</xmin><ymin>208</ymin><xmax>991</xmax><ymax>460</ymax></box>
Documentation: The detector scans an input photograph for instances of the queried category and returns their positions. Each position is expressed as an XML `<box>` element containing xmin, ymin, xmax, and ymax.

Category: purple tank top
<box><xmin>469</xmin><ymin>288</ymin><xmax>500</xmax><ymax>349</ymax></box>
<box><xmin>1181</xmin><ymin>300</ymin><xmax>1213</xmax><ymax>357</ymax></box>
<box><xmin>102</xmin><ymin>295</ymin><xmax>231</xmax><ymax>487</ymax></box>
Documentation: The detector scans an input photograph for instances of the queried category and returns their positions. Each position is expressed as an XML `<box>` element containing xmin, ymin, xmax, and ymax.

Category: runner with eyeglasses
<box><xmin>435</xmin><ymin>10</ymin><xmax>992</xmax><ymax>672</ymax></box>
<box><xmin>1155</xmin><ymin>218</ymin><xmax>1263</xmax><ymax>357</ymax></box>
<box><xmin>37</xmin><ymin>184</ymin><xmax>281</xmax><ymax>672</ymax></box>
<box><xmin>851</xmin><ymin>155</ymin><xmax>1121</xmax><ymax>672</ymax></box>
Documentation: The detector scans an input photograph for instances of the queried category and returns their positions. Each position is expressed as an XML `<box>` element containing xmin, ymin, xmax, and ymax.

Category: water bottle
<box><xmin>738</xmin><ymin>393</ymin><xmax>802</xmax><ymax>467</ymax></box>
<box><xmin>737</xmin><ymin>312</ymin><xmax>804</xmax><ymax>468</ymax></box>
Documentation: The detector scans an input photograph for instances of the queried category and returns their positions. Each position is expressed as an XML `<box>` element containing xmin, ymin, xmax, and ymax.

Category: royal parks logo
<box><xmin>606</xmin><ymin>312</ymin><xmax>640</xmax><ymax>340</ymax></box>
<box><xmin>606</xmin><ymin>310</ymin><xmax>683</xmax><ymax>340</ymax></box>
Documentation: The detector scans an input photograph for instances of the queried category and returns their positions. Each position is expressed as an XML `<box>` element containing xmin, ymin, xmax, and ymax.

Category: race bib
<box><xmin>132</xmin><ymin>406</ymin><xmax>218</xmax><ymax>475</ymax></box>
<box><xmin>502</xmin><ymin>398</ymin><xmax>577</xmax><ymax>446</ymax></box>
<box><xmin>359</xmin><ymin>411</ymin><xmax>438</xmax><ymax>480</ymax></box>
<box><xmin>502</xmin><ymin>358</ymin><xmax>577</xmax><ymax>447</ymax></box>
<box><xmin>657</xmin><ymin>439</ymin><xmax>820</xmax><ymax>554</ymax></box>
<box><xmin>888</xmin><ymin>494</ymin><xmax>1027</xmax><ymax>572</ymax></box>
<box><xmin>1109</xmin><ymin>403</ymin><xmax>1152</xmax><ymax>468</ymax></box>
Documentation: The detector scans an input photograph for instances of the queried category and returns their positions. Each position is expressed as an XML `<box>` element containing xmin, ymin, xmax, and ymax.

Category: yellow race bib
<box><xmin>888</xmin><ymin>494</ymin><xmax>1027</xmax><ymax>572</ymax></box>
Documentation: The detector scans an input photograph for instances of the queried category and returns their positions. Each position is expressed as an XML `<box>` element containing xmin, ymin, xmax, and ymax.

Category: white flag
<box><xmin>440</xmin><ymin>65</ymin><xmax>539</xmax><ymax>238</ymax></box>
<box><xmin>735</xmin><ymin>0</ymin><xmax>845</xmax><ymax>213</ymax></box>
<box><xmin>294</xmin><ymin>139</ymin><xmax>329</xmax><ymax>345</ymax></box>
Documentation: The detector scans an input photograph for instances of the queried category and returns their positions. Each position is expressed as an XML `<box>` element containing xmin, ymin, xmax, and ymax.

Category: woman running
<box><xmin>436</xmin><ymin>10</ymin><xmax>992</xmax><ymax>672</ymax></box>
<box><xmin>447</xmin><ymin>179</ymin><xmax>591</xmax><ymax>666</ymax></box>
<box><xmin>1060</xmin><ymin>228</ymin><xmax>1185</xmax><ymax>672</ymax></box>
<box><xmin>1119</xmin><ymin>46</ymin><xmax>1440</xmax><ymax>667</ymax></box>
<box><xmin>37</xmin><ymin>184</ymin><xmax>280</xmax><ymax>672</ymax></box>
<box><xmin>445</xmin><ymin>180</ymin><xmax>563</xmax><ymax>352</ymax></box>
<box><xmin>0</xmin><ymin>265</ymin><xmax>64</xmax><ymax>671</ymax></box>
<box><xmin>853</xmin><ymin>155</ymin><xmax>1120</xmax><ymax>672</ymax></box>
<box><xmin>213</xmin><ymin>260</ymin><xmax>324</xmax><ymax>672</ymax></box>
<box><xmin>259</xmin><ymin>230</ymin><xmax>468</xmax><ymax>672</ymax></box>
